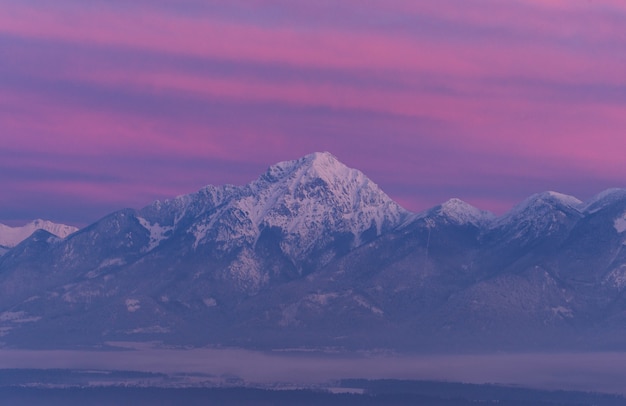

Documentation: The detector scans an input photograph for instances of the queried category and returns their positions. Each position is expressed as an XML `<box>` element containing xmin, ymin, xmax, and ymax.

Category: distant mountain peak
<box><xmin>0</xmin><ymin>220</ymin><xmax>78</xmax><ymax>248</ymax></box>
<box><xmin>490</xmin><ymin>191</ymin><xmax>583</xmax><ymax>241</ymax></box>
<box><xmin>521</xmin><ymin>191</ymin><xmax>583</xmax><ymax>209</ymax></box>
<box><xmin>140</xmin><ymin>152</ymin><xmax>410</xmax><ymax>276</ymax></box>
<box><xmin>408</xmin><ymin>198</ymin><xmax>495</xmax><ymax>228</ymax></box>
<box><xmin>241</xmin><ymin>152</ymin><xmax>410</xmax><ymax>252</ymax></box>
<box><xmin>437</xmin><ymin>198</ymin><xmax>495</xmax><ymax>226</ymax></box>
<box><xmin>582</xmin><ymin>188</ymin><xmax>626</xmax><ymax>213</ymax></box>
<box><xmin>499</xmin><ymin>191</ymin><xmax>582</xmax><ymax>222</ymax></box>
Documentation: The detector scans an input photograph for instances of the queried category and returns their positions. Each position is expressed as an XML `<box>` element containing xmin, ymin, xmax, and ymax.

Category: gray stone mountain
<box><xmin>1</xmin><ymin>152</ymin><xmax>626</xmax><ymax>352</ymax></box>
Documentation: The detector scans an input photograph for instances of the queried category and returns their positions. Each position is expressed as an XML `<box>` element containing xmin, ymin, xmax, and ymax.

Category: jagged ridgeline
<box><xmin>1</xmin><ymin>152</ymin><xmax>626</xmax><ymax>351</ymax></box>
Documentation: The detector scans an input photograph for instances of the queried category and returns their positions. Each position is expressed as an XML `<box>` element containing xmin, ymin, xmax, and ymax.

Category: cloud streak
<box><xmin>1</xmin><ymin>0</ymin><xmax>625</xmax><ymax>225</ymax></box>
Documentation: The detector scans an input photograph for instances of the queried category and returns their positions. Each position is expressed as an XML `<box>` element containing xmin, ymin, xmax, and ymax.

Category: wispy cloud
<box><xmin>1</xmin><ymin>0</ymin><xmax>625</xmax><ymax>224</ymax></box>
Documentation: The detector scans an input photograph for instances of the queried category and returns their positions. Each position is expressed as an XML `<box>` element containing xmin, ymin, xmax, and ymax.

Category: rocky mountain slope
<box><xmin>1</xmin><ymin>152</ymin><xmax>626</xmax><ymax>352</ymax></box>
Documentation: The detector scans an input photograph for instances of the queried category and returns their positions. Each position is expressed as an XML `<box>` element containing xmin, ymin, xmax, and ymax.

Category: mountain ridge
<box><xmin>1</xmin><ymin>152</ymin><xmax>626</xmax><ymax>352</ymax></box>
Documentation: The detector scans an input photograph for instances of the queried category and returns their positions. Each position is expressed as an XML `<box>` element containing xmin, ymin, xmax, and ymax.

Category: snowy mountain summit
<box><xmin>129</xmin><ymin>152</ymin><xmax>411</xmax><ymax>290</ymax></box>
<box><xmin>417</xmin><ymin>198</ymin><xmax>495</xmax><ymax>227</ymax></box>
<box><xmin>146</xmin><ymin>152</ymin><xmax>409</xmax><ymax>251</ymax></box>
<box><xmin>243</xmin><ymin>152</ymin><xmax>409</xmax><ymax>251</ymax></box>
<box><xmin>0</xmin><ymin>219</ymin><xmax>78</xmax><ymax>248</ymax></box>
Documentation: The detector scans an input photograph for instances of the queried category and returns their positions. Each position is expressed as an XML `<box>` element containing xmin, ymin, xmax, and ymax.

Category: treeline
<box><xmin>1</xmin><ymin>385</ymin><xmax>625</xmax><ymax>406</ymax></box>
<box><xmin>1</xmin><ymin>370</ymin><xmax>625</xmax><ymax>406</ymax></box>
<box><xmin>0</xmin><ymin>386</ymin><xmax>457</xmax><ymax>406</ymax></box>
<box><xmin>342</xmin><ymin>379</ymin><xmax>626</xmax><ymax>406</ymax></box>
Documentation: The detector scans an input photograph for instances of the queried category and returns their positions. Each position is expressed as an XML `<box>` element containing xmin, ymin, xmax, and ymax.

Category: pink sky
<box><xmin>1</xmin><ymin>0</ymin><xmax>625</xmax><ymax>226</ymax></box>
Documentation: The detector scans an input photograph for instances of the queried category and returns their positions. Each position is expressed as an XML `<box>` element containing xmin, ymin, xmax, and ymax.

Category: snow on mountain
<box><xmin>0</xmin><ymin>220</ymin><xmax>78</xmax><ymax>248</ymax></box>
<box><xmin>479</xmin><ymin>191</ymin><xmax>584</xmax><ymax>246</ymax></box>
<box><xmin>6</xmin><ymin>154</ymin><xmax>626</xmax><ymax>352</ymax></box>
<box><xmin>136</xmin><ymin>217</ymin><xmax>173</xmax><ymax>252</ymax></box>
<box><xmin>494</xmin><ymin>191</ymin><xmax>582</xmax><ymax>228</ymax></box>
<box><xmin>428</xmin><ymin>198</ymin><xmax>495</xmax><ymax>227</ymax></box>
<box><xmin>401</xmin><ymin>198</ymin><xmax>494</xmax><ymax>230</ymax></box>
<box><xmin>145</xmin><ymin>152</ymin><xmax>410</xmax><ymax>260</ymax></box>
<box><xmin>242</xmin><ymin>152</ymin><xmax>409</xmax><ymax>253</ymax></box>
<box><xmin>504</xmin><ymin>191</ymin><xmax>581</xmax><ymax>217</ymax></box>
<box><xmin>582</xmin><ymin>188</ymin><xmax>626</xmax><ymax>214</ymax></box>
<box><xmin>614</xmin><ymin>212</ymin><xmax>626</xmax><ymax>234</ymax></box>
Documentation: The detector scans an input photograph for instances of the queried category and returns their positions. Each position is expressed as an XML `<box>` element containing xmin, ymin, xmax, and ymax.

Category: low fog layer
<box><xmin>0</xmin><ymin>347</ymin><xmax>625</xmax><ymax>395</ymax></box>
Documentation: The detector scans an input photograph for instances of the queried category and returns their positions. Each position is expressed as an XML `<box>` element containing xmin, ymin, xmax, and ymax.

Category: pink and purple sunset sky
<box><xmin>2</xmin><ymin>0</ymin><xmax>626</xmax><ymax>226</ymax></box>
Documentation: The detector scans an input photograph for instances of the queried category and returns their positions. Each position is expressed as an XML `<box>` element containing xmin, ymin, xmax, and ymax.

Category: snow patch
<box><xmin>352</xmin><ymin>295</ymin><xmax>384</xmax><ymax>316</ymax></box>
<box><xmin>203</xmin><ymin>298</ymin><xmax>217</xmax><ymax>307</ymax></box>
<box><xmin>62</xmin><ymin>288</ymin><xmax>103</xmax><ymax>303</ymax></box>
<box><xmin>614</xmin><ymin>212</ymin><xmax>626</xmax><ymax>233</ymax></box>
<box><xmin>606</xmin><ymin>266</ymin><xmax>626</xmax><ymax>289</ymax></box>
<box><xmin>86</xmin><ymin>258</ymin><xmax>125</xmax><ymax>278</ymax></box>
<box><xmin>279</xmin><ymin>303</ymin><xmax>301</xmax><ymax>327</ymax></box>
<box><xmin>305</xmin><ymin>292</ymin><xmax>339</xmax><ymax>306</ymax></box>
<box><xmin>551</xmin><ymin>306</ymin><xmax>573</xmax><ymax>318</ymax></box>
<box><xmin>225</xmin><ymin>250</ymin><xmax>267</xmax><ymax>293</ymax></box>
<box><xmin>99</xmin><ymin>258</ymin><xmax>125</xmax><ymax>268</ymax></box>
<box><xmin>125</xmin><ymin>325</ymin><xmax>170</xmax><ymax>334</ymax></box>
<box><xmin>0</xmin><ymin>311</ymin><xmax>41</xmax><ymax>323</ymax></box>
<box><xmin>191</xmin><ymin>222</ymin><xmax>211</xmax><ymax>249</ymax></box>
<box><xmin>0</xmin><ymin>311</ymin><xmax>26</xmax><ymax>322</ymax></box>
<box><xmin>125</xmin><ymin>299</ymin><xmax>141</xmax><ymax>312</ymax></box>
<box><xmin>137</xmin><ymin>217</ymin><xmax>173</xmax><ymax>251</ymax></box>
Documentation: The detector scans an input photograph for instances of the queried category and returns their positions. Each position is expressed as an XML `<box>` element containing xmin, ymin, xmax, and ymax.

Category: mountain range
<box><xmin>1</xmin><ymin>152</ymin><xmax>626</xmax><ymax>352</ymax></box>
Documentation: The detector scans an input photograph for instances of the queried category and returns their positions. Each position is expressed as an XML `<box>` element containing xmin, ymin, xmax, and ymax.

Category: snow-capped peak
<box><xmin>0</xmin><ymin>219</ymin><xmax>78</xmax><ymax>248</ymax></box>
<box><xmin>407</xmin><ymin>198</ymin><xmax>495</xmax><ymax>228</ymax></box>
<box><xmin>245</xmin><ymin>152</ymin><xmax>409</xmax><ymax>250</ymax></box>
<box><xmin>161</xmin><ymin>152</ymin><xmax>410</xmax><ymax>263</ymax></box>
<box><xmin>303</xmin><ymin>151</ymin><xmax>352</xmax><ymax>184</ymax></box>
<box><xmin>543</xmin><ymin>191</ymin><xmax>583</xmax><ymax>208</ymax></box>
<box><xmin>260</xmin><ymin>152</ymin><xmax>352</xmax><ymax>187</ymax></box>
<box><xmin>437</xmin><ymin>198</ymin><xmax>495</xmax><ymax>227</ymax></box>
<box><xmin>499</xmin><ymin>191</ymin><xmax>581</xmax><ymax>220</ymax></box>
<box><xmin>581</xmin><ymin>188</ymin><xmax>626</xmax><ymax>214</ymax></box>
<box><xmin>492</xmin><ymin>191</ymin><xmax>582</xmax><ymax>232</ymax></box>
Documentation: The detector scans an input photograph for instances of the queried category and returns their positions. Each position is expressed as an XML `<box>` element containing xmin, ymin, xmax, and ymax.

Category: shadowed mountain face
<box><xmin>1</xmin><ymin>152</ymin><xmax>626</xmax><ymax>352</ymax></box>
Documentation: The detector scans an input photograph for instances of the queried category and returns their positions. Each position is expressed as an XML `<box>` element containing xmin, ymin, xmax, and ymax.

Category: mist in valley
<box><xmin>1</xmin><ymin>346</ymin><xmax>625</xmax><ymax>395</ymax></box>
